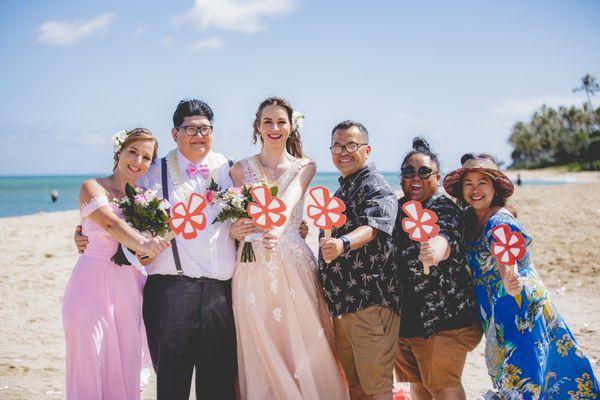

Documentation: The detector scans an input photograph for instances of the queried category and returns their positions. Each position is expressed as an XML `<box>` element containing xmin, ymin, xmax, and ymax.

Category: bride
<box><xmin>229</xmin><ymin>96</ymin><xmax>348</xmax><ymax>399</ymax></box>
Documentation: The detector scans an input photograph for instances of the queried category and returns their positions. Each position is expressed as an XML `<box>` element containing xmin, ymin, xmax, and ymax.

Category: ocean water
<box><xmin>0</xmin><ymin>173</ymin><xmax>566</xmax><ymax>218</ymax></box>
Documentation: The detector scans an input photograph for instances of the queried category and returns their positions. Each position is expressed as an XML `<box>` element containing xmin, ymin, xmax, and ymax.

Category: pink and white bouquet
<box><xmin>207</xmin><ymin>179</ymin><xmax>281</xmax><ymax>263</ymax></box>
<box><xmin>111</xmin><ymin>183</ymin><xmax>171</xmax><ymax>265</ymax></box>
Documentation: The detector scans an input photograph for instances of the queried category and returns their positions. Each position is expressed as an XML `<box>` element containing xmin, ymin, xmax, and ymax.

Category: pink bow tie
<box><xmin>186</xmin><ymin>163</ymin><xmax>210</xmax><ymax>179</ymax></box>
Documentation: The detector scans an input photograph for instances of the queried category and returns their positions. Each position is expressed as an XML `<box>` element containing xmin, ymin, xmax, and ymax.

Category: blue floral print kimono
<box><xmin>465</xmin><ymin>209</ymin><xmax>599</xmax><ymax>400</ymax></box>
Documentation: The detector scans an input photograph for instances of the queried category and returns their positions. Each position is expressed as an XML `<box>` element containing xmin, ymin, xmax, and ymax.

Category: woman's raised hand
<box><xmin>502</xmin><ymin>267</ymin><xmax>523</xmax><ymax>297</ymax></box>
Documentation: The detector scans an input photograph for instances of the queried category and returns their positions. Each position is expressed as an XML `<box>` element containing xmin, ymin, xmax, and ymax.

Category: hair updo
<box><xmin>401</xmin><ymin>137</ymin><xmax>441</xmax><ymax>170</ymax></box>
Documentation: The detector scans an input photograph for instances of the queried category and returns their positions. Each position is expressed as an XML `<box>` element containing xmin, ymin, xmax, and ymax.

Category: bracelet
<box><xmin>340</xmin><ymin>235</ymin><xmax>351</xmax><ymax>254</ymax></box>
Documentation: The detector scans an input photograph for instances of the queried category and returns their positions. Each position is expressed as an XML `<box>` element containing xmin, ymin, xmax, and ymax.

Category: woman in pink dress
<box><xmin>62</xmin><ymin>128</ymin><xmax>170</xmax><ymax>400</ymax></box>
<box><xmin>229</xmin><ymin>97</ymin><xmax>349</xmax><ymax>399</ymax></box>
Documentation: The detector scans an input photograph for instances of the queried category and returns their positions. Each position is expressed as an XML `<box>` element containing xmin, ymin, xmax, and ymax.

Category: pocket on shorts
<box><xmin>450</xmin><ymin>324</ymin><xmax>482</xmax><ymax>351</ymax></box>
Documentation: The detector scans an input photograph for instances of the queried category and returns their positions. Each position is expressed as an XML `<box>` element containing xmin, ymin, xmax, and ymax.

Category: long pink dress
<box><xmin>62</xmin><ymin>196</ymin><xmax>151</xmax><ymax>400</ymax></box>
<box><xmin>233</xmin><ymin>156</ymin><xmax>349</xmax><ymax>400</ymax></box>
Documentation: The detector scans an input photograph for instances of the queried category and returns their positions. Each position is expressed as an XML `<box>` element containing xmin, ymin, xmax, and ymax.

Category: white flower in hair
<box><xmin>112</xmin><ymin>130</ymin><xmax>128</xmax><ymax>154</ymax></box>
<box><xmin>291</xmin><ymin>111</ymin><xmax>304</xmax><ymax>133</ymax></box>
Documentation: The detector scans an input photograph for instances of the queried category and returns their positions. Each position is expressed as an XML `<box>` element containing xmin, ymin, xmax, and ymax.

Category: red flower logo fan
<box><xmin>307</xmin><ymin>186</ymin><xmax>347</xmax><ymax>230</ymax></box>
<box><xmin>169</xmin><ymin>193</ymin><xmax>208</xmax><ymax>240</ymax></box>
<box><xmin>490</xmin><ymin>224</ymin><xmax>526</xmax><ymax>306</ymax></box>
<box><xmin>490</xmin><ymin>224</ymin><xmax>526</xmax><ymax>266</ymax></box>
<box><xmin>401</xmin><ymin>200</ymin><xmax>440</xmax><ymax>243</ymax></box>
<box><xmin>246</xmin><ymin>186</ymin><xmax>287</xmax><ymax>229</ymax></box>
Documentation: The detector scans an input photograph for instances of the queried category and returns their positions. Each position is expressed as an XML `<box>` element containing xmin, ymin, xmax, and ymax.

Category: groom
<box><xmin>139</xmin><ymin>99</ymin><xmax>238</xmax><ymax>399</ymax></box>
<box><xmin>77</xmin><ymin>99</ymin><xmax>237</xmax><ymax>399</ymax></box>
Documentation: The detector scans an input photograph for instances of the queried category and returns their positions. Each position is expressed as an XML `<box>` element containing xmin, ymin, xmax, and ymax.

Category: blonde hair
<box><xmin>113</xmin><ymin>128</ymin><xmax>158</xmax><ymax>171</ymax></box>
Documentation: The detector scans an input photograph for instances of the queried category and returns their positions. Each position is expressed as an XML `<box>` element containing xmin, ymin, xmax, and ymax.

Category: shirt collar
<box><xmin>176</xmin><ymin>149</ymin><xmax>210</xmax><ymax>170</ymax></box>
<box><xmin>338</xmin><ymin>162</ymin><xmax>376</xmax><ymax>186</ymax></box>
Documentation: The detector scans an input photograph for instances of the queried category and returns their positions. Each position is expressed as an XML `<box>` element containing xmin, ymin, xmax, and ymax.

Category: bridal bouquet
<box><xmin>111</xmin><ymin>183</ymin><xmax>171</xmax><ymax>266</ymax></box>
<box><xmin>208</xmin><ymin>179</ymin><xmax>280</xmax><ymax>263</ymax></box>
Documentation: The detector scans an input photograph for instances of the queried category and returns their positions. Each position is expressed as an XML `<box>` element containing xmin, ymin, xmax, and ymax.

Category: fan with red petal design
<box><xmin>169</xmin><ymin>193</ymin><xmax>208</xmax><ymax>240</ymax></box>
<box><xmin>306</xmin><ymin>186</ymin><xmax>347</xmax><ymax>263</ymax></box>
<box><xmin>246</xmin><ymin>185</ymin><xmax>287</xmax><ymax>261</ymax></box>
<box><xmin>490</xmin><ymin>224</ymin><xmax>526</xmax><ymax>305</ymax></box>
<box><xmin>401</xmin><ymin>200</ymin><xmax>440</xmax><ymax>274</ymax></box>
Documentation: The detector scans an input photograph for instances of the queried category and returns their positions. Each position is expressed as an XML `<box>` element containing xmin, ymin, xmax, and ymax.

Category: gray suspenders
<box><xmin>161</xmin><ymin>157</ymin><xmax>184</xmax><ymax>275</ymax></box>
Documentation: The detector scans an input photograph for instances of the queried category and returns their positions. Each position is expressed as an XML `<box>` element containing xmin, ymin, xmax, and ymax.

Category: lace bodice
<box><xmin>240</xmin><ymin>155</ymin><xmax>313</xmax><ymax>241</ymax></box>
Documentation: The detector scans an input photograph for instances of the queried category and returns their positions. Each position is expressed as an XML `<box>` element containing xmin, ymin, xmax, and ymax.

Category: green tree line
<box><xmin>509</xmin><ymin>74</ymin><xmax>600</xmax><ymax>170</ymax></box>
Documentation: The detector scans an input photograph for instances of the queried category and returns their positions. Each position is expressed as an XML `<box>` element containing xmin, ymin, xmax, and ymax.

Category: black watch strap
<box><xmin>340</xmin><ymin>235</ymin><xmax>351</xmax><ymax>254</ymax></box>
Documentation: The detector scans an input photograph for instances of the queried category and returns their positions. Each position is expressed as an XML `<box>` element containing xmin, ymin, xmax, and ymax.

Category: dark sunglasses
<box><xmin>400</xmin><ymin>166</ymin><xmax>436</xmax><ymax>179</ymax></box>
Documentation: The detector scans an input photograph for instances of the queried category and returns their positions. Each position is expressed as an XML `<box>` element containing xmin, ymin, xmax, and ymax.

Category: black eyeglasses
<box><xmin>178</xmin><ymin>125</ymin><xmax>213</xmax><ymax>137</ymax></box>
<box><xmin>329</xmin><ymin>142</ymin><xmax>368</xmax><ymax>155</ymax></box>
<box><xmin>401</xmin><ymin>166</ymin><xmax>437</xmax><ymax>180</ymax></box>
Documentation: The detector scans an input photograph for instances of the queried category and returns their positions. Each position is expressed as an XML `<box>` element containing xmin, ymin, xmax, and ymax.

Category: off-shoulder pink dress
<box><xmin>62</xmin><ymin>196</ymin><xmax>151</xmax><ymax>400</ymax></box>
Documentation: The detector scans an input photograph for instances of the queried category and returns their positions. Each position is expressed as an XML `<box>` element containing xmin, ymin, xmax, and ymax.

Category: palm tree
<box><xmin>573</xmin><ymin>74</ymin><xmax>600</xmax><ymax>119</ymax></box>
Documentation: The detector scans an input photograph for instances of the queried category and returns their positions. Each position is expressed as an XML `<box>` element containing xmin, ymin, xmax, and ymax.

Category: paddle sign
<box><xmin>247</xmin><ymin>185</ymin><xmax>287</xmax><ymax>261</ymax></box>
<box><xmin>491</xmin><ymin>224</ymin><xmax>526</xmax><ymax>306</ymax></box>
<box><xmin>401</xmin><ymin>200</ymin><xmax>440</xmax><ymax>275</ymax></box>
<box><xmin>169</xmin><ymin>193</ymin><xmax>208</xmax><ymax>240</ymax></box>
<box><xmin>307</xmin><ymin>186</ymin><xmax>347</xmax><ymax>263</ymax></box>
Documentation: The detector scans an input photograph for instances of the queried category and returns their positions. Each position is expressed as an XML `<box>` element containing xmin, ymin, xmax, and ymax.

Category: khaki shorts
<box><xmin>333</xmin><ymin>306</ymin><xmax>400</xmax><ymax>395</ymax></box>
<box><xmin>395</xmin><ymin>324</ymin><xmax>482</xmax><ymax>390</ymax></box>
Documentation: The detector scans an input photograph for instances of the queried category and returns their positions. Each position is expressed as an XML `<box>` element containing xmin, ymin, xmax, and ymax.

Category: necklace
<box><xmin>256</xmin><ymin>155</ymin><xmax>289</xmax><ymax>185</ymax></box>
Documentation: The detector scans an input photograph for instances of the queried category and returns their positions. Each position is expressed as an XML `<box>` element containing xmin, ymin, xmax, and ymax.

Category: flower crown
<box><xmin>111</xmin><ymin>130</ymin><xmax>129</xmax><ymax>154</ymax></box>
<box><xmin>291</xmin><ymin>111</ymin><xmax>304</xmax><ymax>135</ymax></box>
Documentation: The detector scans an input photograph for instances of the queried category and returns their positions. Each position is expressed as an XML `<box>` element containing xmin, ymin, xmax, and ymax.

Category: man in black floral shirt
<box><xmin>319</xmin><ymin>120</ymin><xmax>399</xmax><ymax>400</ymax></box>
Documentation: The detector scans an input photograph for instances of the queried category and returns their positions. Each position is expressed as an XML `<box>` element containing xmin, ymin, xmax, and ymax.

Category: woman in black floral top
<box><xmin>392</xmin><ymin>138</ymin><xmax>481</xmax><ymax>400</ymax></box>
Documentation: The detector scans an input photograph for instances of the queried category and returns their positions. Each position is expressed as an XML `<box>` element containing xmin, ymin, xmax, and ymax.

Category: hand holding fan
<box><xmin>490</xmin><ymin>224</ymin><xmax>526</xmax><ymax>306</ymax></box>
<box><xmin>246</xmin><ymin>185</ymin><xmax>287</xmax><ymax>261</ymax></box>
<box><xmin>401</xmin><ymin>200</ymin><xmax>440</xmax><ymax>275</ymax></box>
<box><xmin>307</xmin><ymin>186</ymin><xmax>347</xmax><ymax>263</ymax></box>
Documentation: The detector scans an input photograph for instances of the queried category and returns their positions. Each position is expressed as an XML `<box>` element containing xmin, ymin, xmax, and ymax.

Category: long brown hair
<box><xmin>113</xmin><ymin>128</ymin><xmax>158</xmax><ymax>171</ymax></box>
<box><xmin>253</xmin><ymin>96</ymin><xmax>304</xmax><ymax>158</ymax></box>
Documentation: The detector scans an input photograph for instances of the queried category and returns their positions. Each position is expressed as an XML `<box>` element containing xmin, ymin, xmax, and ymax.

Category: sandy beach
<box><xmin>1</xmin><ymin>181</ymin><xmax>599</xmax><ymax>399</ymax></box>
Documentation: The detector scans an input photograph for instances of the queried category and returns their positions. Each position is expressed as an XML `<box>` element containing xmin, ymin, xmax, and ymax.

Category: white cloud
<box><xmin>159</xmin><ymin>36</ymin><xmax>174</xmax><ymax>47</ymax></box>
<box><xmin>35</xmin><ymin>12</ymin><xmax>116</xmax><ymax>46</ymax></box>
<box><xmin>172</xmin><ymin>0</ymin><xmax>296</xmax><ymax>34</ymax></box>
<box><xmin>493</xmin><ymin>95</ymin><xmax>584</xmax><ymax>118</ymax></box>
<box><xmin>189</xmin><ymin>35</ymin><xmax>223</xmax><ymax>50</ymax></box>
<box><xmin>135</xmin><ymin>26</ymin><xmax>145</xmax><ymax>38</ymax></box>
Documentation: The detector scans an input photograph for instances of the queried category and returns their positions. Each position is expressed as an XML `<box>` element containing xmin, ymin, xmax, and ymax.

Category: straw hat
<box><xmin>443</xmin><ymin>154</ymin><xmax>514</xmax><ymax>199</ymax></box>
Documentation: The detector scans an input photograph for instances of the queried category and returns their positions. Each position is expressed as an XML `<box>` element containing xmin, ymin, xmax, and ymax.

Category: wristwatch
<box><xmin>340</xmin><ymin>235</ymin><xmax>351</xmax><ymax>254</ymax></box>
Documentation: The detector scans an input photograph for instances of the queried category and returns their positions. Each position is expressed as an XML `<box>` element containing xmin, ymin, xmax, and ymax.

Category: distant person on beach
<box><xmin>62</xmin><ymin>128</ymin><xmax>170</xmax><ymax>399</ymax></box>
<box><xmin>392</xmin><ymin>138</ymin><xmax>480</xmax><ymax>400</ymax></box>
<box><xmin>516</xmin><ymin>174</ymin><xmax>522</xmax><ymax>186</ymax></box>
<box><xmin>50</xmin><ymin>189</ymin><xmax>58</xmax><ymax>203</ymax></box>
<box><xmin>319</xmin><ymin>120</ymin><xmax>399</xmax><ymax>400</ymax></box>
<box><xmin>444</xmin><ymin>153</ymin><xmax>600</xmax><ymax>399</ymax></box>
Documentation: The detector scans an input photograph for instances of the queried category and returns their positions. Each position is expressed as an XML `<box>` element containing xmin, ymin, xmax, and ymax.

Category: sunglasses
<box><xmin>401</xmin><ymin>166</ymin><xmax>436</xmax><ymax>180</ymax></box>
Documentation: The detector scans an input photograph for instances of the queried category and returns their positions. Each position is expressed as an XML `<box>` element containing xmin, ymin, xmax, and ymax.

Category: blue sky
<box><xmin>1</xmin><ymin>0</ymin><xmax>599</xmax><ymax>175</ymax></box>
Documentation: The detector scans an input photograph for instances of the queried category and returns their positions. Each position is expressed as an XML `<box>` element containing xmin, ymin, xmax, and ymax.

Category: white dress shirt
<box><xmin>137</xmin><ymin>149</ymin><xmax>236</xmax><ymax>279</ymax></box>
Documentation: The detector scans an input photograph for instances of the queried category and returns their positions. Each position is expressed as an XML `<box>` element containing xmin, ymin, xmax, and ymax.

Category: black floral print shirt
<box><xmin>319</xmin><ymin>163</ymin><xmax>399</xmax><ymax>316</ymax></box>
<box><xmin>393</xmin><ymin>191</ymin><xmax>477</xmax><ymax>338</ymax></box>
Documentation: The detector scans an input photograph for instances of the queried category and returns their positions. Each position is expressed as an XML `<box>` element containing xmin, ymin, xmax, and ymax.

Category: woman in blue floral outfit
<box><xmin>443</xmin><ymin>153</ymin><xmax>599</xmax><ymax>400</ymax></box>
